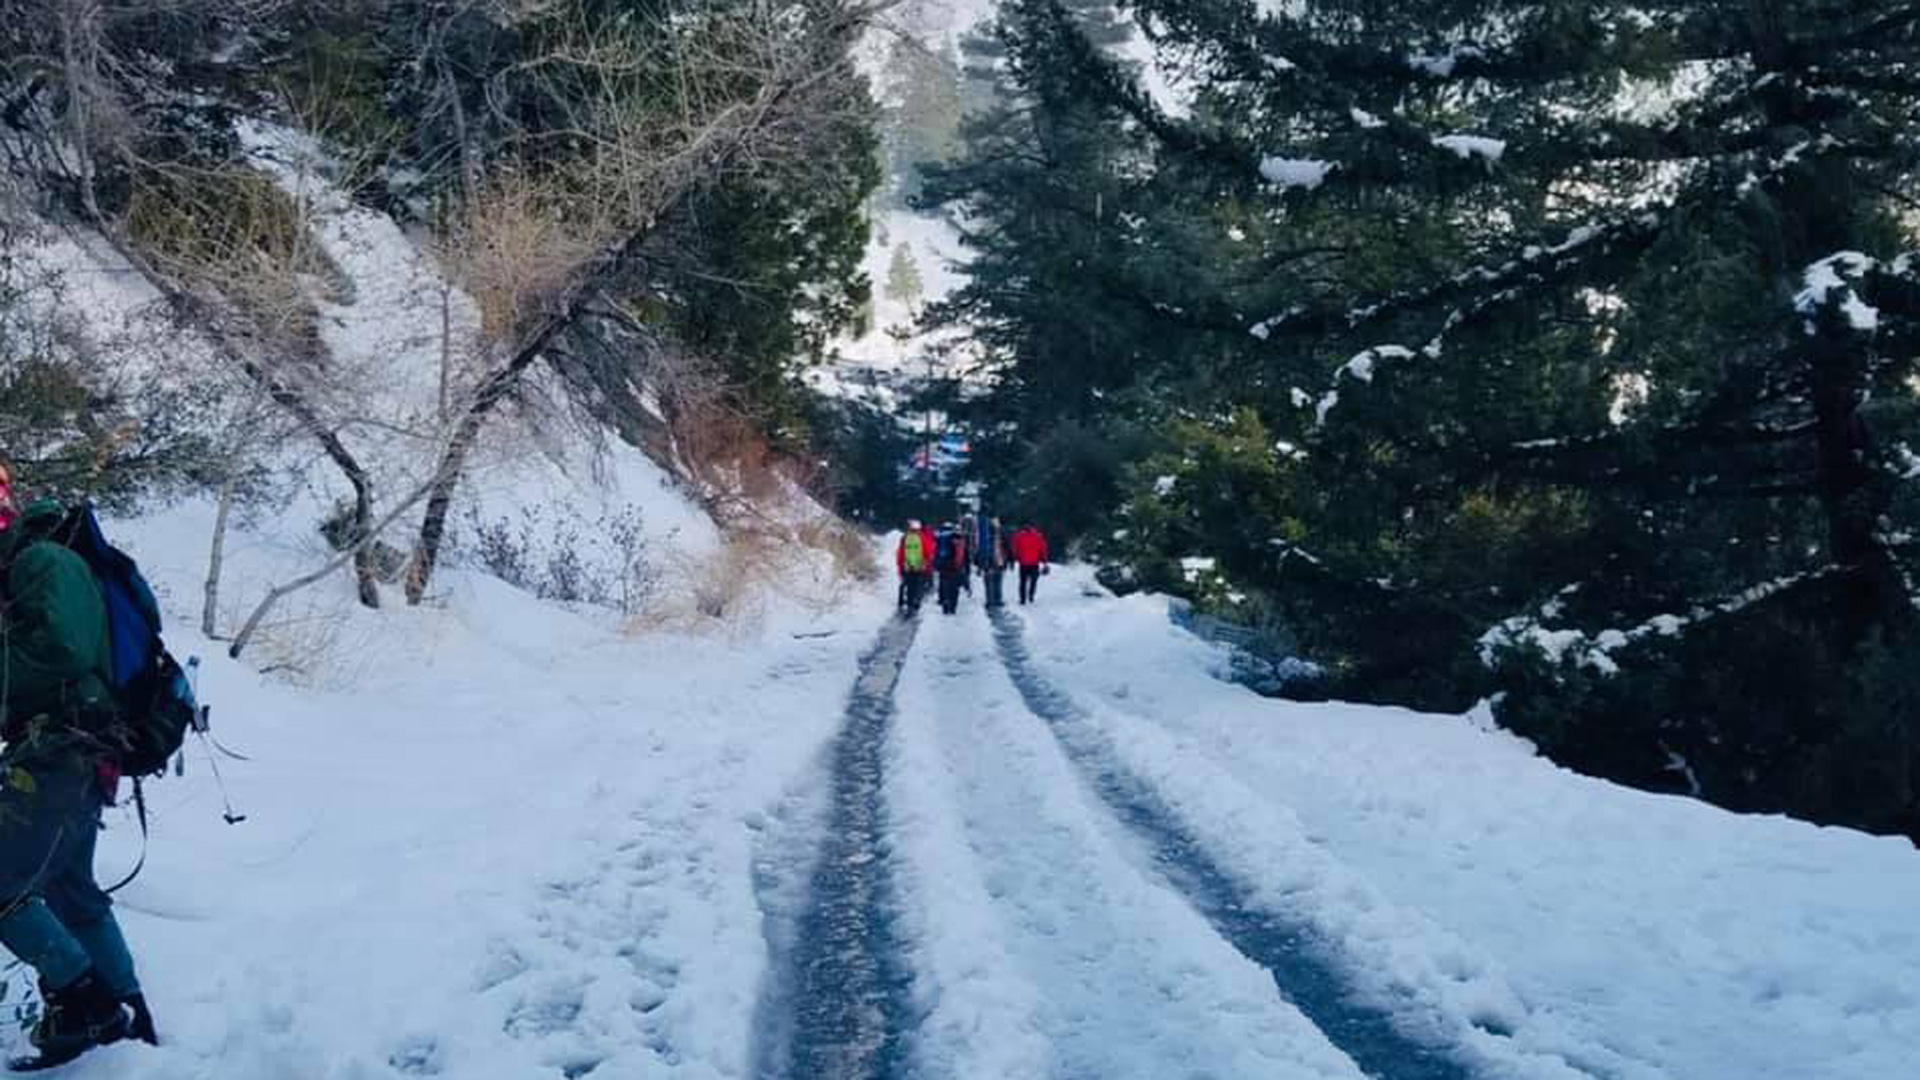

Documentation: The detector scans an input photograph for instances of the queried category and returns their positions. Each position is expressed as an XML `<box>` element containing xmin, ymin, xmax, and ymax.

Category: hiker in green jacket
<box><xmin>0</xmin><ymin>461</ymin><xmax>155</xmax><ymax>1071</ymax></box>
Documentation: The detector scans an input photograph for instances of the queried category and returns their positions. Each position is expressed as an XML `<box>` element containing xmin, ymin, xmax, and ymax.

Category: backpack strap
<box><xmin>102</xmin><ymin>779</ymin><xmax>149</xmax><ymax>896</ymax></box>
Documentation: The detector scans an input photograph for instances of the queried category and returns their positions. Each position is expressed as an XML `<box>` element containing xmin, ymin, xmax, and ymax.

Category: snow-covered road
<box><xmin>28</xmin><ymin>558</ymin><xmax>1919</xmax><ymax>1080</ymax></box>
<box><xmin>888</xmin><ymin>609</ymin><xmax>1365</xmax><ymax>1080</ymax></box>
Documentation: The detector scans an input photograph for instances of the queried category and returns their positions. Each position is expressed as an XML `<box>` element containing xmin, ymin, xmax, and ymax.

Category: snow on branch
<box><xmin>1432</xmin><ymin>134</ymin><xmax>1507</xmax><ymax>162</ymax></box>
<box><xmin>1407</xmin><ymin>47</ymin><xmax>1487</xmax><ymax>78</ymax></box>
<box><xmin>1251</xmin><ymin>213</ymin><xmax>1662</xmax><ymax>342</ymax></box>
<box><xmin>1795</xmin><ymin>252</ymin><xmax>1882</xmax><ymax>335</ymax></box>
<box><xmin>1253</xmin><ymin>135</ymin><xmax>1868</xmax><ymax>345</ymax></box>
<box><xmin>1897</xmin><ymin>444</ymin><xmax>1920</xmax><ymax>480</ymax></box>
<box><xmin>1477</xmin><ymin>566</ymin><xmax>1850</xmax><ymax>675</ymax></box>
<box><xmin>1311</xmin><ymin>345</ymin><xmax>1415</xmax><ymax>424</ymax></box>
<box><xmin>1259</xmin><ymin>157</ymin><xmax>1334</xmax><ymax>190</ymax></box>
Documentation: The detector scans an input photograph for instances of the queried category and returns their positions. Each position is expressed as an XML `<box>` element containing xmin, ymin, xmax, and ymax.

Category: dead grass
<box><xmin>125</xmin><ymin>163</ymin><xmax>345</xmax><ymax>353</ymax></box>
<box><xmin>435</xmin><ymin>170</ymin><xmax>610</xmax><ymax>347</ymax></box>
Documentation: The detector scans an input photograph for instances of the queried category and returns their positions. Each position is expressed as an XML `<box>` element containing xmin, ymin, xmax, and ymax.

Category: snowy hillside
<box><xmin>26</xmin><ymin>560</ymin><xmax>1917</xmax><ymax>1079</ymax></box>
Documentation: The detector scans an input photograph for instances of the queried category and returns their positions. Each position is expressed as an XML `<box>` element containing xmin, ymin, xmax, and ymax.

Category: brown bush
<box><xmin>435</xmin><ymin>170</ymin><xmax>610</xmax><ymax>347</ymax></box>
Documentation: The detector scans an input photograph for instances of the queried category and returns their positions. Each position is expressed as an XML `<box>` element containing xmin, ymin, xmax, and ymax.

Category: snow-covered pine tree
<box><xmin>986</xmin><ymin>0</ymin><xmax>1920</xmax><ymax>835</ymax></box>
<box><xmin>921</xmin><ymin>0</ymin><xmax>1271</xmax><ymax>535</ymax></box>
<box><xmin>886</xmin><ymin>242</ymin><xmax>927</xmax><ymax>309</ymax></box>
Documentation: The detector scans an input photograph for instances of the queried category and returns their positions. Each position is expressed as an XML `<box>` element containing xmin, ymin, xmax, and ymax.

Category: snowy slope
<box><xmin>8</xmin><ymin>135</ymin><xmax>721</xmax><ymax>604</ymax></box>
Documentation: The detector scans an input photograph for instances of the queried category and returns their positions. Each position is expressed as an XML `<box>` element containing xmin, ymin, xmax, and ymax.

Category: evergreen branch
<box><xmin>1257</xmin><ymin>135</ymin><xmax>1871</xmax><ymax>347</ymax></box>
<box><xmin>1126</xmin><ymin>0</ymin><xmax>1751</xmax><ymax>93</ymax></box>
<box><xmin>1025</xmin><ymin>0</ymin><xmax>1256</xmax><ymax>176</ymax></box>
<box><xmin>1804</xmin><ymin>2</ymin><xmax>1920</xmax><ymax>54</ymax></box>
<box><xmin>1477</xmin><ymin>564</ymin><xmax>1853</xmax><ymax>674</ymax></box>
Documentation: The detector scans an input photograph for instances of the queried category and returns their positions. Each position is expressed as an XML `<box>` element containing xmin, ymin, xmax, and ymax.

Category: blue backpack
<box><xmin>935</xmin><ymin>532</ymin><xmax>958</xmax><ymax>568</ymax></box>
<box><xmin>53</xmin><ymin>505</ymin><xmax>197</xmax><ymax>777</ymax></box>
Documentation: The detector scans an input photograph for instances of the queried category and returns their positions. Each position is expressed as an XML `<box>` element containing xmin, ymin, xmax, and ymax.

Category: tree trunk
<box><xmin>400</xmin><ymin>19</ymin><xmax>868</xmax><ymax>602</ymax></box>
<box><xmin>97</xmin><ymin>230</ymin><xmax>386</xmax><ymax>609</ymax></box>
<box><xmin>1809</xmin><ymin>336</ymin><xmax>1904</xmax><ymax>640</ymax></box>
<box><xmin>404</xmin><ymin>343</ymin><xmax>546</xmax><ymax>605</ymax></box>
<box><xmin>57</xmin><ymin>0</ymin><xmax>103</xmax><ymax>222</ymax></box>
<box><xmin>201</xmin><ymin>472</ymin><xmax>238</xmax><ymax>638</ymax></box>
<box><xmin>230</xmin><ymin>476</ymin><xmax>441</xmax><ymax>660</ymax></box>
<box><xmin>439</xmin><ymin>280</ymin><xmax>454</xmax><ymax>423</ymax></box>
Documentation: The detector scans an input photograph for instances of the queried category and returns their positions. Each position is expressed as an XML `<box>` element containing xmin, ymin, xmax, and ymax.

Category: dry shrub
<box><xmin>645</xmin><ymin>346</ymin><xmax>831</xmax><ymax>529</ymax></box>
<box><xmin>125</xmin><ymin>164</ymin><xmax>344</xmax><ymax>351</ymax></box>
<box><xmin>615</xmin><ymin>345</ymin><xmax>876</xmax><ymax>639</ymax></box>
<box><xmin>238</xmin><ymin>590</ymin><xmax>374</xmax><ymax>691</ymax></box>
<box><xmin>630</xmin><ymin>532</ymin><xmax>778</xmax><ymax>638</ymax></box>
<box><xmin>437</xmin><ymin>170</ymin><xmax>609</xmax><ymax>346</ymax></box>
<box><xmin>796</xmin><ymin>516</ymin><xmax>880</xmax><ymax>584</ymax></box>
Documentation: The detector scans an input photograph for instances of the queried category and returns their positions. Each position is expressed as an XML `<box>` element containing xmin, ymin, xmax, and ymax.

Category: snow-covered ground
<box><xmin>889</xmin><ymin>612</ymin><xmax>1365</xmax><ymax>1080</ymax></box>
<box><xmin>19</xmin><ymin>544</ymin><xmax>1915</xmax><ymax>1079</ymax></box>
<box><xmin>21</xmin><ymin>499</ymin><xmax>888</xmax><ymax>1080</ymax></box>
<box><xmin>1016</xmin><ymin>567</ymin><xmax>1920</xmax><ymax>1080</ymax></box>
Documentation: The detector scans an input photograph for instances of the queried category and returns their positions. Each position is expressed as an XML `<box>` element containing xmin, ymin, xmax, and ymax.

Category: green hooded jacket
<box><xmin>0</xmin><ymin>500</ymin><xmax>114</xmax><ymax>749</ymax></box>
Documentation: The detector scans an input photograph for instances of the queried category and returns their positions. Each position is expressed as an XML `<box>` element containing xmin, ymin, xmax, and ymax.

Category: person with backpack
<box><xmin>895</xmin><ymin>519</ymin><xmax>936</xmax><ymax>615</ymax></box>
<box><xmin>0</xmin><ymin>464</ymin><xmax>159</xmax><ymax>1071</ymax></box>
<box><xmin>976</xmin><ymin>516</ymin><xmax>1009</xmax><ymax>609</ymax></box>
<box><xmin>934</xmin><ymin>523</ymin><xmax>969</xmax><ymax>615</ymax></box>
<box><xmin>1011</xmin><ymin>523</ymin><xmax>1050</xmax><ymax>605</ymax></box>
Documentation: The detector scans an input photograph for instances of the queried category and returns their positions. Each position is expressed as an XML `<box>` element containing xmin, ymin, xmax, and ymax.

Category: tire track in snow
<box><xmin>760</xmin><ymin>616</ymin><xmax>920</xmax><ymax>1080</ymax></box>
<box><xmin>989</xmin><ymin>610</ymin><xmax>1479</xmax><ymax>1080</ymax></box>
<box><xmin>895</xmin><ymin>612</ymin><xmax>1367</xmax><ymax>1080</ymax></box>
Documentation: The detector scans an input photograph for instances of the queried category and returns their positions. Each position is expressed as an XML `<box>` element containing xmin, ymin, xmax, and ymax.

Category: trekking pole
<box><xmin>186</xmin><ymin>657</ymin><xmax>247</xmax><ymax>825</ymax></box>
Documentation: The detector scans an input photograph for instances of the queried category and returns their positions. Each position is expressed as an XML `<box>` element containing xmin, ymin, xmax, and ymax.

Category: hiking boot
<box><xmin>123</xmin><ymin>993</ymin><xmax>158</xmax><ymax>1046</ymax></box>
<box><xmin>8</xmin><ymin>972</ymin><xmax>130</xmax><ymax>1072</ymax></box>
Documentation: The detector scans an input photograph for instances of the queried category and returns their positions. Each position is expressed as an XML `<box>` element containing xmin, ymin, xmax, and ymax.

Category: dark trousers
<box><xmin>0</xmin><ymin>755</ymin><xmax>141</xmax><ymax>998</ymax></box>
<box><xmin>983</xmin><ymin>567</ymin><xmax>1005</xmax><ymax>607</ymax></box>
<box><xmin>901</xmin><ymin>572</ymin><xmax>930</xmax><ymax>613</ymax></box>
<box><xmin>937</xmin><ymin>570</ymin><xmax>964</xmax><ymax>613</ymax></box>
<box><xmin>1019</xmin><ymin>566</ymin><xmax>1041</xmax><ymax>604</ymax></box>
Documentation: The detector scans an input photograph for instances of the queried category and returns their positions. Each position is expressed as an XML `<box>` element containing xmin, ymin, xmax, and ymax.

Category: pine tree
<box><xmin>882</xmin><ymin>35</ymin><xmax>966</xmax><ymax>204</ymax></box>
<box><xmin>941</xmin><ymin>0</ymin><xmax>1920</xmax><ymax>836</ymax></box>
<box><xmin>885</xmin><ymin>242</ymin><xmax>926</xmax><ymax>309</ymax></box>
<box><xmin>921</xmin><ymin>1</ymin><xmax>1257</xmax><ymax>533</ymax></box>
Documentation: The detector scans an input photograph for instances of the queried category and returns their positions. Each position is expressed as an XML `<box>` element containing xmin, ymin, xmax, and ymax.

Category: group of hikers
<box><xmin>0</xmin><ymin>458</ymin><xmax>159</xmax><ymax>1072</ymax></box>
<box><xmin>895</xmin><ymin>515</ymin><xmax>1051</xmax><ymax>616</ymax></box>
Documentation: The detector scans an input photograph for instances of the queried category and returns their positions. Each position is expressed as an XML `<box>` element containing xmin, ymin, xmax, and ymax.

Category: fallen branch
<box><xmin>228</xmin><ymin>474</ymin><xmax>440</xmax><ymax>660</ymax></box>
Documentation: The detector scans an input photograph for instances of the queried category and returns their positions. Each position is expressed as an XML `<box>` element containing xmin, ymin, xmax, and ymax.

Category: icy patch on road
<box><xmin>761</xmin><ymin>619</ymin><xmax>920</xmax><ymax>1080</ymax></box>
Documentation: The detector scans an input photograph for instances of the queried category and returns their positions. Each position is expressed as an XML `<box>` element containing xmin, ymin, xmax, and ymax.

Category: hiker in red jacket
<box><xmin>1010</xmin><ymin>523</ymin><xmax>1050</xmax><ymax>605</ymax></box>
<box><xmin>895</xmin><ymin>519</ymin><xmax>936</xmax><ymax>614</ymax></box>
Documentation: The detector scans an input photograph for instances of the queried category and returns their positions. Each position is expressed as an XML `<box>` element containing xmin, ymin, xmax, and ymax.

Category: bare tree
<box><xmin>402</xmin><ymin>0</ymin><xmax>895</xmax><ymax>603</ymax></box>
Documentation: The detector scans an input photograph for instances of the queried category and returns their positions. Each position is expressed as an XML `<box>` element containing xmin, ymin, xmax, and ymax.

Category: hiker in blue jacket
<box><xmin>975</xmin><ymin>516</ymin><xmax>1009</xmax><ymax>609</ymax></box>
<box><xmin>0</xmin><ymin>462</ymin><xmax>156</xmax><ymax>1071</ymax></box>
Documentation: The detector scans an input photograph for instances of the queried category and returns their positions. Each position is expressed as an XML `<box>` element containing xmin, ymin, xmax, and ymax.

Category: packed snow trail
<box><xmin>888</xmin><ymin>610</ymin><xmax>1368</xmax><ymax>1080</ymax></box>
<box><xmin>761</xmin><ymin>617</ymin><xmax>920</xmax><ymax>1080</ymax></box>
<box><xmin>987</xmin><ymin>609</ymin><xmax>1484</xmax><ymax>1080</ymax></box>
